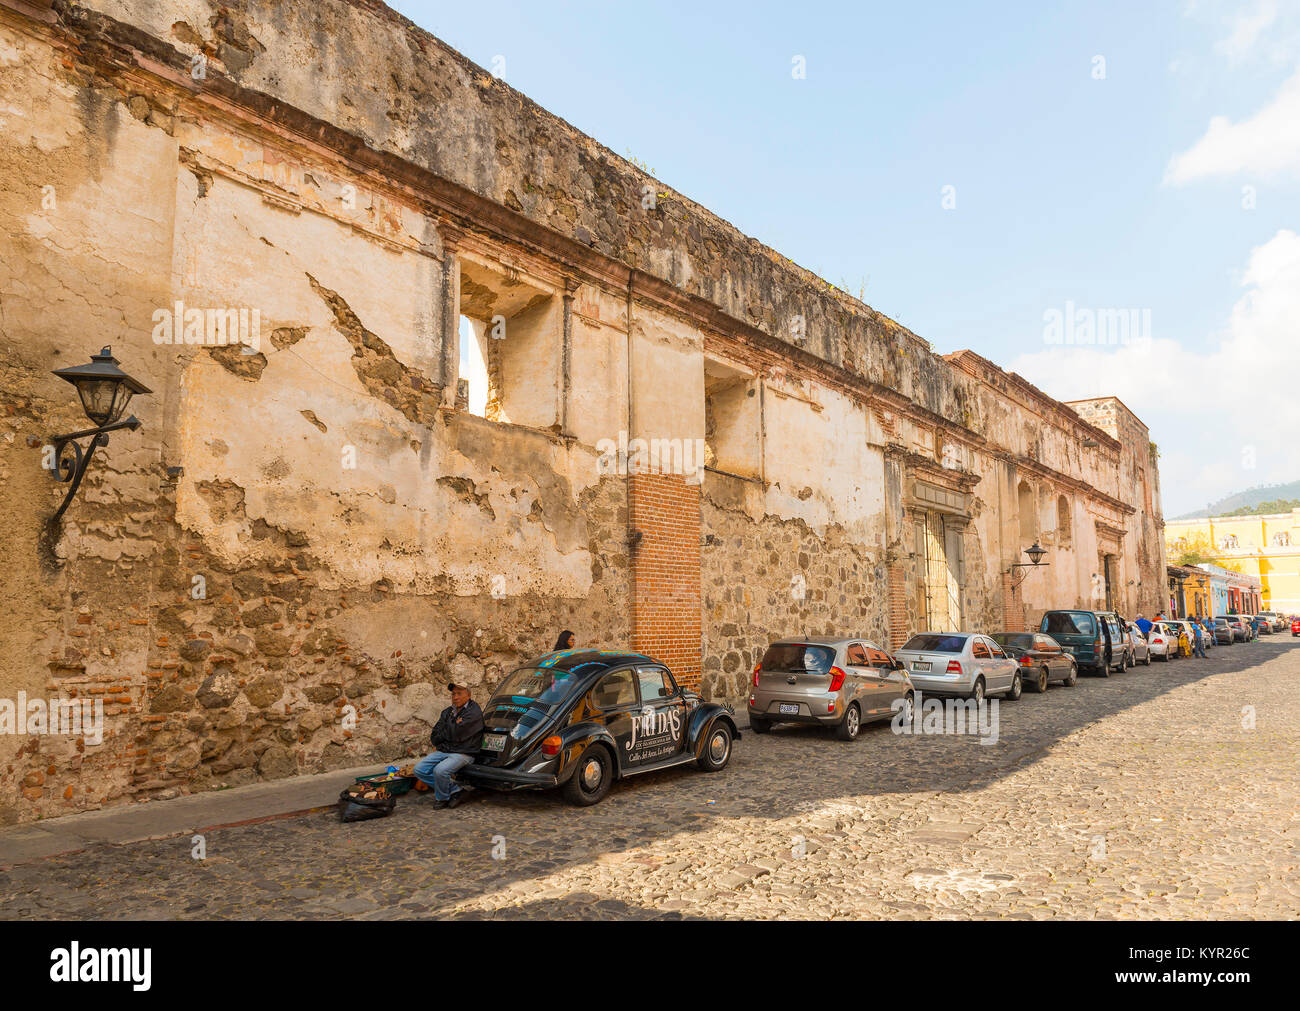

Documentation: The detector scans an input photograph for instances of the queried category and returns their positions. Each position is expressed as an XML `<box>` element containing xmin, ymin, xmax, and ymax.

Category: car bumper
<box><xmin>457</xmin><ymin>765</ymin><xmax>559</xmax><ymax>791</ymax></box>
<box><xmin>748</xmin><ymin>700</ymin><xmax>839</xmax><ymax>726</ymax></box>
<box><xmin>904</xmin><ymin>671</ymin><xmax>977</xmax><ymax>695</ymax></box>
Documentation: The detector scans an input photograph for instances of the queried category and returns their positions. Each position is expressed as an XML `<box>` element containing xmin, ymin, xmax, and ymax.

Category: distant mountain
<box><xmin>1172</xmin><ymin>480</ymin><xmax>1300</xmax><ymax>520</ymax></box>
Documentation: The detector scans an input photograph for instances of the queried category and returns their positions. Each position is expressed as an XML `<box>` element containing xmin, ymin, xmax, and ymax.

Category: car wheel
<box><xmin>749</xmin><ymin>715</ymin><xmax>771</xmax><ymax>734</ymax></box>
<box><xmin>1033</xmin><ymin>667</ymin><xmax>1049</xmax><ymax>693</ymax></box>
<box><xmin>697</xmin><ymin>722</ymin><xmax>733</xmax><ymax>771</ymax></box>
<box><xmin>835</xmin><ymin>703</ymin><xmax>861</xmax><ymax>741</ymax></box>
<box><xmin>562</xmin><ymin>745</ymin><xmax>613</xmax><ymax>806</ymax></box>
<box><xmin>969</xmin><ymin>677</ymin><xmax>986</xmax><ymax>704</ymax></box>
<box><xmin>1005</xmin><ymin>671</ymin><xmax>1022</xmax><ymax>701</ymax></box>
<box><xmin>1143</xmin><ymin>650</ymin><xmax>1152</xmax><ymax>666</ymax></box>
<box><xmin>1097</xmin><ymin>661</ymin><xmax>1110</xmax><ymax>678</ymax></box>
<box><xmin>1063</xmin><ymin>663</ymin><xmax>1077</xmax><ymax>687</ymax></box>
<box><xmin>898</xmin><ymin>692</ymin><xmax>915</xmax><ymax>726</ymax></box>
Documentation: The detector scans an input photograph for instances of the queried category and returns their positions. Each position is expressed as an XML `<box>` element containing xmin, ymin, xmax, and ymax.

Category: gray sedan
<box><xmin>895</xmin><ymin>632</ymin><xmax>1022</xmax><ymax>704</ymax></box>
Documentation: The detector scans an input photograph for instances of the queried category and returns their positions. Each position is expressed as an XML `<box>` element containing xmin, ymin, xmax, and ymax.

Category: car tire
<box><xmin>1033</xmin><ymin>667</ymin><xmax>1049</xmax><ymax>693</ymax></box>
<box><xmin>697</xmin><ymin>722</ymin><xmax>733</xmax><ymax>772</ymax></box>
<box><xmin>1005</xmin><ymin>671</ymin><xmax>1022</xmax><ymax>701</ymax></box>
<box><xmin>835</xmin><ymin>703</ymin><xmax>861</xmax><ymax>741</ymax></box>
<box><xmin>748</xmin><ymin>715</ymin><xmax>771</xmax><ymax>734</ymax></box>
<box><xmin>562</xmin><ymin>745</ymin><xmax>613</xmax><ymax>807</ymax></box>
<box><xmin>1143</xmin><ymin>651</ymin><xmax>1152</xmax><ymax>666</ymax></box>
<box><xmin>968</xmin><ymin>677</ymin><xmax>986</xmax><ymax>704</ymax></box>
<box><xmin>1063</xmin><ymin>663</ymin><xmax>1077</xmax><ymax>687</ymax></box>
<box><xmin>898</xmin><ymin>692</ymin><xmax>915</xmax><ymax>726</ymax></box>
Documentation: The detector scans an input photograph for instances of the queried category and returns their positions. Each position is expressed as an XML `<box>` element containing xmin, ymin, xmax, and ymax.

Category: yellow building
<box><xmin>1165</xmin><ymin>509</ymin><xmax>1300</xmax><ymax>613</ymax></box>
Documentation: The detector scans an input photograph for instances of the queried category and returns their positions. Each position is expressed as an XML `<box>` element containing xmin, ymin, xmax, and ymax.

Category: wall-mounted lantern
<box><xmin>47</xmin><ymin>346</ymin><xmax>150</xmax><ymax>526</ymax></box>
<box><xmin>1007</xmin><ymin>541</ymin><xmax>1049</xmax><ymax>589</ymax></box>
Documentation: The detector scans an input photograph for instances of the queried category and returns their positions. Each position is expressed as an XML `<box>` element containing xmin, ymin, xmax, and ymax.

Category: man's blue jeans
<box><xmin>1193</xmin><ymin>634</ymin><xmax>1206</xmax><ymax>658</ymax></box>
<box><xmin>413</xmin><ymin>750</ymin><xmax>472</xmax><ymax>801</ymax></box>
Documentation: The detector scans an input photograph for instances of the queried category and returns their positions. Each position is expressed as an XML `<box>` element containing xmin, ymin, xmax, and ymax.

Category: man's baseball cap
<box><xmin>447</xmin><ymin>682</ymin><xmax>468</xmax><ymax>692</ymax></box>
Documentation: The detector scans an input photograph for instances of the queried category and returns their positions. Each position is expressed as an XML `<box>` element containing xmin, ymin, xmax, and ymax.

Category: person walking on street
<box><xmin>412</xmin><ymin>682</ymin><xmax>484</xmax><ymax>809</ymax></box>
<box><xmin>1192</xmin><ymin>619</ymin><xmax>1207</xmax><ymax>658</ymax></box>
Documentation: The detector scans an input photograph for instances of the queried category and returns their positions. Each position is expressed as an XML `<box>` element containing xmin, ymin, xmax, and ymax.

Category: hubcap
<box><xmin>581</xmin><ymin>757</ymin><xmax>602</xmax><ymax>790</ymax></box>
<box><xmin>709</xmin><ymin>730</ymin><xmax>728</xmax><ymax>761</ymax></box>
<box><xmin>847</xmin><ymin>710</ymin><xmax>859</xmax><ymax>735</ymax></box>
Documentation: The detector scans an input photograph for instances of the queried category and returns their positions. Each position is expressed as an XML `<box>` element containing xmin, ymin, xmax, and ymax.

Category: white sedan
<box><xmin>1147</xmin><ymin>622</ymin><xmax>1181</xmax><ymax>661</ymax></box>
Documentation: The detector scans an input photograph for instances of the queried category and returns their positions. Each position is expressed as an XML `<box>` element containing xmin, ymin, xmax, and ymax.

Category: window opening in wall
<box><xmin>459</xmin><ymin>315</ymin><xmax>488</xmax><ymax>417</ymax></box>
<box><xmin>1018</xmin><ymin>481</ymin><xmax>1036</xmax><ymax>542</ymax></box>
<box><xmin>703</xmin><ymin>358</ymin><xmax>760</xmax><ymax>479</ymax></box>
<box><xmin>1057</xmin><ymin>495</ymin><xmax>1072</xmax><ymax>547</ymax></box>
<box><xmin>458</xmin><ymin>258</ymin><xmax>560</xmax><ymax>429</ymax></box>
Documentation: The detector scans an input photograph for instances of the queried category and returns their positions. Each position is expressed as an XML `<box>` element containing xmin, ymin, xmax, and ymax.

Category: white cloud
<box><xmin>1008</xmin><ymin>229</ymin><xmax>1300</xmax><ymax>514</ymax></box>
<box><xmin>1165</xmin><ymin>67</ymin><xmax>1300</xmax><ymax>182</ymax></box>
<box><xmin>1216</xmin><ymin>0</ymin><xmax>1278</xmax><ymax>62</ymax></box>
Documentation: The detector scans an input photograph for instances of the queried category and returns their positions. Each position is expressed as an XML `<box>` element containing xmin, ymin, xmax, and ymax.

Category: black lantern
<box><xmin>46</xmin><ymin>347</ymin><xmax>150</xmax><ymax>527</ymax></box>
<box><xmin>53</xmin><ymin>346</ymin><xmax>150</xmax><ymax>426</ymax></box>
<box><xmin>1007</xmin><ymin>541</ymin><xmax>1049</xmax><ymax>588</ymax></box>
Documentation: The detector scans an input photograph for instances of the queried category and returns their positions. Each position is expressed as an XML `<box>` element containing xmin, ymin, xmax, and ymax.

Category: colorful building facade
<box><xmin>1166</xmin><ymin>510</ymin><xmax>1300</xmax><ymax>613</ymax></box>
<box><xmin>1166</xmin><ymin>563</ymin><xmax>1262</xmax><ymax>619</ymax></box>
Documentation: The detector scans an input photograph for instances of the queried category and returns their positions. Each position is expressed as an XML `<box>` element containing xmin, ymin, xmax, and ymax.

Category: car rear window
<box><xmin>759</xmin><ymin>644</ymin><xmax>835</xmax><ymax>674</ymax></box>
<box><xmin>991</xmin><ymin>633</ymin><xmax>1034</xmax><ymax>650</ymax></box>
<box><xmin>1042</xmin><ymin>611</ymin><xmax>1095</xmax><ymax>636</ymax></box>
<box><xmin>901</xmin><ymin>634</ymin><xmax>968</xmax><ymax>653</ymax></box>
<box><xmin>491</xmin><ymin>666</ymin><xmax>579</xmax><ymax>709</ymax></box>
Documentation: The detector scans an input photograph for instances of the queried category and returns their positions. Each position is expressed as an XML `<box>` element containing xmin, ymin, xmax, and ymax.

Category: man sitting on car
<box><xmin>413</xmin><ymin>682</ymin><xmax>484</xmax><ymax>809</ymax></box>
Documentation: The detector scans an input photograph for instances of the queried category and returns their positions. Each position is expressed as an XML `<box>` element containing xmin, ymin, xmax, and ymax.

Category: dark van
<box><xmin>1039</xmin><ymin>610</ymin><xmax>1126</xmax><ymax>677</ymax></box>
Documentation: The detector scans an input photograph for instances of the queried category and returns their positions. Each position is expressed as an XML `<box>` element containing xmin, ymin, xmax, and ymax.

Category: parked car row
<box><xmin>455</xmin><ymin>606</ymin><xmax>1293</xmax><ymax>805</ymax></box>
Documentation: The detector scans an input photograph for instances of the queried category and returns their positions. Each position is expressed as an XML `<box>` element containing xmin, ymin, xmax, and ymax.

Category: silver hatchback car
<box><xmin>747</xmin><ymin>638</ymin><xmax>914</xmax><ymax>741</ymax></box>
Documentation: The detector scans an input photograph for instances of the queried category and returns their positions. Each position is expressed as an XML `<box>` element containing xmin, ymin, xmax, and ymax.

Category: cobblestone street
<box><xmin>3</xmin><ymin>639</ymin><xmax>1297</xmax><ymax>921</ymax></box>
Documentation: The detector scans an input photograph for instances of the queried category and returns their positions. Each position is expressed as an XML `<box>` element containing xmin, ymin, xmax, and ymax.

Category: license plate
<box><xmin>778</xmin><ymin>703</ymin><xmax>799</xmax><ymax>715</ymax></box>
<box><xmin>481</xmin><ymin>734</ymin><xmax>507</xmax><ymax>752</ymax></box>
<box><xmin>911</xmin><ymin>661</ymin><xmax>931</xmax><ymax>672</ymax></box>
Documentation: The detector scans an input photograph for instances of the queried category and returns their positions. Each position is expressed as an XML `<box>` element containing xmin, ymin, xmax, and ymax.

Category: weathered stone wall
<box><xmin>0</xmin><ymin>0</ymin><xmax>1168</xmax><ymax>824</ymax></box>
<box><xmin>701</xmin><ymin>473</ymin><xmax>891</xmax><ymax>704</ymax></box>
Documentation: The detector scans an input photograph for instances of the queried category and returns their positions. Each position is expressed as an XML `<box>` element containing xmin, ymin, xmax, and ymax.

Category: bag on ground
<box><xmin>337</xmin><ymin>783</ymin><xmax>396</xmax><ymax>822</ymax></box>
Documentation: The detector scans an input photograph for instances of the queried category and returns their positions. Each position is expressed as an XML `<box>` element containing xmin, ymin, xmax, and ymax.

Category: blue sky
<box><xmin>393</xmin><ymin>0</ymin><xmax>1300</xmax><ymax>517</ymax></box>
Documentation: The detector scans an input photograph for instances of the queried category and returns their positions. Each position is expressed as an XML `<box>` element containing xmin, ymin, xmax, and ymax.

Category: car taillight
<box><xmin>541</xmin><ymin>736</ymin><xmax>562</xmax><ymax>756</ymax></box>
<box><xmin>1094</xmin><ymin>638</ymin><xmax>1102</xmax><ymax>651</ymax></box>
<box><xmin>1019</xmin><ymin>656</ymin><xmax>1033</xmax><ymax>666</ymax></box>
<box><xmin>1153</xmin><ymin>637</ymin><xmax>1163</xmax><ymax>644</ymax></box>
<box><xmin>828</xmin><ymin>667</ymin><xmax>846</xmax><ymax>692</ymax></box>
<box><xmin>946</xmin><ymin>660</ymin><xmax>962</xmax><ymax>674</ymax></box>
<box><xmin>752</xmin><ymin>664</ymin><xmax>761</xmax><ymax>686</ymax></box>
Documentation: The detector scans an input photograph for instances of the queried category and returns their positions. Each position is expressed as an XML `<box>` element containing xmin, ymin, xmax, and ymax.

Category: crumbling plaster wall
<box><xmin>0</xmin><ymin>14</ymin><xmax>630</xmax><ymax>823</ymax></box>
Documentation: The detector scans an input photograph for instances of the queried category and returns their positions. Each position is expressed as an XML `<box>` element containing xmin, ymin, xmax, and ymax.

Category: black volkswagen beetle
<box><xmin>458</xmin><ymin>649</ymin><xmax>739</xmax><ymax>805</ymax></box>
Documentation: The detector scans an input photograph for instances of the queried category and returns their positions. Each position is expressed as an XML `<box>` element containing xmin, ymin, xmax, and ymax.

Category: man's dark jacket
<box><xmin>431</xmin><ymin>700</ymin><xmax>484</xmax><ymax>754</ymax></box>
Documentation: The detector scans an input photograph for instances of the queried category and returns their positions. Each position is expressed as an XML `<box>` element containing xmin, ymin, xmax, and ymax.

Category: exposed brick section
<box><xmin>629</xmin><ymin>473</ymin><xmax>702</xmax><ymax>689</ymax></box>
<box><xmin>1002</xmin><ymin>572</ymin><xmax>1024</xmax><ymax>632</ymax></box>
<box><xmin>887</xmin><ymin>562</ymin><xmax>909</xmax><ymax>649</ymax></box>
